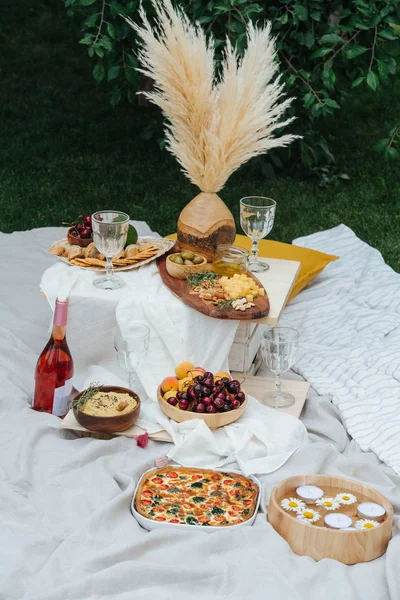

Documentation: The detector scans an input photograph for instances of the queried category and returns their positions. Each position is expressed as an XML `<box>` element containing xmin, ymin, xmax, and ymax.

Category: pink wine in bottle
<box><xmin>33</xmin><ymin>297</ymin><xmax>74</xmax><ymax>417</ymax></box>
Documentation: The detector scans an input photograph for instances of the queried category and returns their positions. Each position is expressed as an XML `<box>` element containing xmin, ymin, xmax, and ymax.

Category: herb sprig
<box><xmin>214</xmin><ymin>299</ymin><xmax>234</xmax><ymax>309</ymax></box>
<box><xmin>187</xmin><ymin>272</ymin><xmax>219</xmax><ymax>288</ymax></box>
<box><xmin>73</xmin><ymin>382</ymin><xmax>102</xmax><ymax>411</ymax></box>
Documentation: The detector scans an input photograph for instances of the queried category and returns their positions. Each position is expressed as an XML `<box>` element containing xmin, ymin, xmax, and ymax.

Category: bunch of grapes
<box><xmin>167</xmin><ymin>372</ymin><xmax>245</xmax><ymax>414</ymax></box>
<box><xmin>68</xmin><ymin>215</ymin><xmax>93</xmax><ymax>240</ymax></box>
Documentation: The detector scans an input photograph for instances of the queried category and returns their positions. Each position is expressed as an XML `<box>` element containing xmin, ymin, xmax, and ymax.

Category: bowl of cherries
<box><xmin>67</xmin><ymin>215</ymin><xmax>93</xmax><ymax>248</ymax></box>
<box><xmin>157</xmin><ymin>369</ymin><xmax>247</xmax><ymax>429</ymax></box>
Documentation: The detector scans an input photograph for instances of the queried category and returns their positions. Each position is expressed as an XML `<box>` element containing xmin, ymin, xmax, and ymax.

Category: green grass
<box><xmin>1</xmin><ymin>0</ymin><xmax>399</xmax><ymax>270</ymax></box>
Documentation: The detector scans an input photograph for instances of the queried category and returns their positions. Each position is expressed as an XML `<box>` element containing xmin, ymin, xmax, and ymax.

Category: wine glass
<box><xmin>240</xmin><ymin>197</ymin><xmax>276</xmax><ymax>272</ymax></box>
<box><xmin>92</xmin><ymin>211</ymin><xmax>130</xmax><ymax>290</ymax></box>
<box><xmin>261</xmin><ymin>326</ymin><xmax>299</xmax><ymax>408</ymax></box>
<box><xmin>113</xmin><ymin>324</ymin><xmax>150</xmax><ymax>392</ymax></box>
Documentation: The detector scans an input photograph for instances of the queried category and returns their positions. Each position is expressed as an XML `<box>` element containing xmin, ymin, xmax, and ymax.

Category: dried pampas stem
<box><xmin>127</xmin><ymin>0</ymin><xmax>298</xmax><ymax>193</ymax></box>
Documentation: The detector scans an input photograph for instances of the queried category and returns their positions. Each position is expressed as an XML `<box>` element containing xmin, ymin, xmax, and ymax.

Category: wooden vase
<box><xmin>177</xmin><ymin>192</ymin><xmax>236</xmax><ymax>259</ymax></box>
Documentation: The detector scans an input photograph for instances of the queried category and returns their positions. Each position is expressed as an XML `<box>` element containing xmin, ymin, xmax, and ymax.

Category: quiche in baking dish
<box><xmin>135</xmin><ymin>467</ymin><xmax>259</xmax><ymax>527</ymax></box>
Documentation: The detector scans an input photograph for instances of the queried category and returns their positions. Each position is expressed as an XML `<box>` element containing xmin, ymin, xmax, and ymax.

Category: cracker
<box><xmin>70</xmin><ymin>258</ymin><xmax>89</xmax><ymax>267</ymax></box>
<box><xmin>84</xmin><ymin>257</ymin><xmax>107</xmax><ymax>266</ymax></box>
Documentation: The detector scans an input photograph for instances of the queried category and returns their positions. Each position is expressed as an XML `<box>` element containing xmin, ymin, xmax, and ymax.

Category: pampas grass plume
<box><xmin>127</xmin><ymin>0</ymin><xmax>298</xmax><ymax>193</ymax></box>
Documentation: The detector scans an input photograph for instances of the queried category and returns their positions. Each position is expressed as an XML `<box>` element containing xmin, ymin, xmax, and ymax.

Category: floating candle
<box><xmin>324</xmin><ymin>513</ymin><xmax>353</xmax><ymax>529</ymax></box>
<box><xmin>357</xmin><ymin>502</ymin><xmax>386</xmax><ymax>521</ymax></box>
<box><xmin>296</xmin><ymin>485</ymin><xmax>324</xmax><ymax>504</ymax></box>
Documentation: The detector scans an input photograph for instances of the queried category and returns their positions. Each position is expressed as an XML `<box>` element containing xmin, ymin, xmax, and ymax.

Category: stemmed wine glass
<box><xmin>240</xmin><ymin>197</ymin><xmax>276</xmax><ymax>272</ymax></box>
<box><xmin>113</xmin><ymin>324</ymin><xmax>150</xmax><ymax>393</ymax></box>
<box><xmin>261</xmin><ymin>326</ymin><xmax>299</xmax><ymax>408</ymax></box>
<box><xmin>92</xmin><ymin>211</ymin><xmax>130</xmax><ymax>290</ymax></box>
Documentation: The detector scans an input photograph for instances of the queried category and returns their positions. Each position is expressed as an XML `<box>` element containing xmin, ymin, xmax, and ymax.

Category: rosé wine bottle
<box><xmin>33</xmin><ymin>297</ymin><xmax>74</xmax><ymax>417</ymax></box>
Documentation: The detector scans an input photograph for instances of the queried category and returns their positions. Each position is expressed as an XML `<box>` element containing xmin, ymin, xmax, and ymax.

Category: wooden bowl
<box><xmin>166</xmin><ymin>253</ymin><xmax>208</xmax><ymax>280</ymax></box>
<box><xmin>67</xmin><ymin>227</ymin><xmax>93</xmax><ymax>248</ymax></box>
<box><xmin>157</xmin><ymin>385</ymin><xmax>247</xmax><ymax>429</ymax></box>
<box><xmin>268</xmin><ymin>474</ymin><xmax>393</xmax><ymax>565</ymax></box>
<box><xmin>73</xmin><ymin>385</ymin><xmax>141</xmax><ymax>434</ymax></box>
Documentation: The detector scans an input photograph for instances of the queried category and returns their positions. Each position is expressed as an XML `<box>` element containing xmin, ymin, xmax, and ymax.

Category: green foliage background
<box><xmin>0</xmin><ymin>0</ymin><xmax>399</xmax><ymax>271</ymax></box>
<box><xmin>64</xmin><ymin>0</ymin><xmax>400</xmax><ymax>178</ymax></box>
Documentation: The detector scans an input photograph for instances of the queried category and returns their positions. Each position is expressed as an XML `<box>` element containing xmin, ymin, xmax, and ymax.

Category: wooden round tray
<box><xmin>268</xmin><ymin>475</ymin><xmax>393</xmax><ymax>565</ymax></box>
<box><xmin>50</xmin><ymin>237</ymin><xmax>175</xmax><ymax>272</ymax></box>
<box><xmin>157</xmin><ymin>385</ymin><xmax>247</xmax><ymax>429</ymax></box>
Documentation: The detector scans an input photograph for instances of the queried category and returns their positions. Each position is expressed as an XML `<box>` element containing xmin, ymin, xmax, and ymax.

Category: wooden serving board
<box><xmin>268</xmin><ymin>474</ymin><xmax>393</xmax><ymax>565</ymax></box>
<box><xmin>157</xmin><ymin>250</ymin><xmax>270</xmax><ymax>320</ymax></box>
<box><xmin>235</xmin><ymin>375</ymin><xmax>310</xmax><ymax>419</ymax></box>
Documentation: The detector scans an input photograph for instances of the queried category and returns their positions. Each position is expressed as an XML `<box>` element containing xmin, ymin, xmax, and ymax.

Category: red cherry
<box><xmin>236</xmin><ymin>392</ymin><xmax>245</xmax><ymax>403</ymax></box>
<box><xmin>80</xmin><ymin>227</ymin><xmax>92</xmax><ymax>239</ymax></box>
<box><xmin>202</xmin><ymin>397</ymin><xmax>213</xmax><ymax>406</ymax></box>
<box><xmin>213</xmin><ymin>397</ymin><xmax>225</xmax><ymax>410</ymax></box>
<box><xmin>206</xmin><ymin>405</ymin><xmax>217</xmax><ymax>414</ymax></box>
<box><xmin>195</xmin><ymin>403</ymin><xmax>206</xmax><ymax>413</ymax></box>
<box><xmin>188</xmin><ymin>389</ymin><xmax>197</xmax><ymax>401</ymax></box>
<box><xmin>231</xmin><ymin>399</ymin><xmax>241</xmax><ymax>409</ymax></box>
<box><xmin>167</xmin><ymin>397</ymin><xmax>178</xmax><ymax>406</ymax></box>
<box><xmin>179</xmin><ymin>399</ymin><xmax>189</xmax><ymax>410</ymax></box>
<box><xmin>83</xmin><ymin>215</ymin><xmax>92</xmax><ymax>225</ymax></box>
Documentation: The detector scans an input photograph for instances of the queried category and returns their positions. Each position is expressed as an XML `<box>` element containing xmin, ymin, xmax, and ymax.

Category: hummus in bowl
<box><xmin>73</xmin><ymin>385</ymin><xmax>141</xmax><ymax>433</ymax></box>
<box><xmin>81</xmin><ymin>390</ymin><xmax>138</xmax><ymax>417</ymax></box>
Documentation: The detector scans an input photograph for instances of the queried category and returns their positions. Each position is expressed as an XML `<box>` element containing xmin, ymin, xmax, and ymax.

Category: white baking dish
<box><xmin>131</xmin><ymin>466</ymin><xmax>261</xmax><ymax>533</ymax></box>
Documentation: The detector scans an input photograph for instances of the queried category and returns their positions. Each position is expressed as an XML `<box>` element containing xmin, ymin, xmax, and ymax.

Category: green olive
<box><xmin>181</xmin><ymin>251</ymin><xmax>194</xmax><ymax>261</ymax></box>
<box><xmin>184</xmin><ymin>259</ymin><xmax>194</xmax><ymax>266</ymax></box>
<box><xmin>173</xmin><ymin>255</ymin><xmax>184</xmax><ymax>264</ymax></box>
<box><xmin>192</xmin><ymin>255</ymin><xmax>204</xmax><ymax>265</ymax></box>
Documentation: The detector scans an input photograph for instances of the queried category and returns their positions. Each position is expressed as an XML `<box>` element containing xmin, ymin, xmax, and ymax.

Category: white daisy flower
<box><xmin>297</xmin><ymin>508</ymin><xmax>321</xmax><ymax>524</ymax></box>
<box><xmin>335</xmin><ymin>492</ymin><xmax>357</xmax><ymax>505</ymax></box>
<box><xmin>280</xmin><ymin>497</ymin><xmax>306</xmax><ymax>513</ymax></box>
<box><xmin>315</xmin><ymin>497</ymin><xmax>341</xmax><ymax>510</ymax></box>
<box><xmin>355</xmin><ymin>519</ymin><xmax>380</xmax><ymax>530</ymax></box>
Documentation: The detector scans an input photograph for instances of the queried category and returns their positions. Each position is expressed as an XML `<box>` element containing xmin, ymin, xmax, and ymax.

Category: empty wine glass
<box><xmin>92</xmin><ymin>211</ymin><xmax>130</xmax><ymax>290</ymax></box>
<box><xmin>261</xmin><ymin>326</ymin><xmax>299</xmax><ymax>408</ymax></box>
<box><xmin>240</xmin><ymin>197</ymin><xmax>276</xmax><ymax>272</ymax></box>
<box><xmin>113</xmin><ymin>324</ymin><xmax>150</xmax><ymax>393</ymax></box>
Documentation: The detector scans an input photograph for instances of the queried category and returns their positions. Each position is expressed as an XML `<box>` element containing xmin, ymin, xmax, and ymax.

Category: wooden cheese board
<box><xmin>157</xmin><ymin>249</ymin><xmax>270</xmax><ymax>320</ymax></box>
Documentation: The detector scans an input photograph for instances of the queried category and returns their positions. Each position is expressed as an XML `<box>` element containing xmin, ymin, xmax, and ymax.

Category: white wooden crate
<box><xmin>229</xmin><ymin>326</ymin><xmax>262</xmax><ymax>373</ymax></box>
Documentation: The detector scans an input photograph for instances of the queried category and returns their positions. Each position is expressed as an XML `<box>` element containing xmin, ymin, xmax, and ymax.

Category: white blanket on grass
<box><xmin>1</xmin><ymin>224</ymin><xmax>400</xmax><ymax>600</ymax></box>
<box><xmin>282</xmin><ymin>224</ymin><xmax>400</xmax><ymax>474</ymax></box>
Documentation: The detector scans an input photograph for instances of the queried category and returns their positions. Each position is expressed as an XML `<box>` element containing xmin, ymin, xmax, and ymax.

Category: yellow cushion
<box><xmin>165</xmin><ymin>233</ymin><xmax>338</xmax><ymax>302</ymax></box>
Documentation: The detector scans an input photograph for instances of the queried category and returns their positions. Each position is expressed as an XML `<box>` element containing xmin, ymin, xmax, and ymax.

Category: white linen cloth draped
<box><xmin>39</xmin><ymin>222</ymin><xmax>307</xmax><ymax>475</ymax></box>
